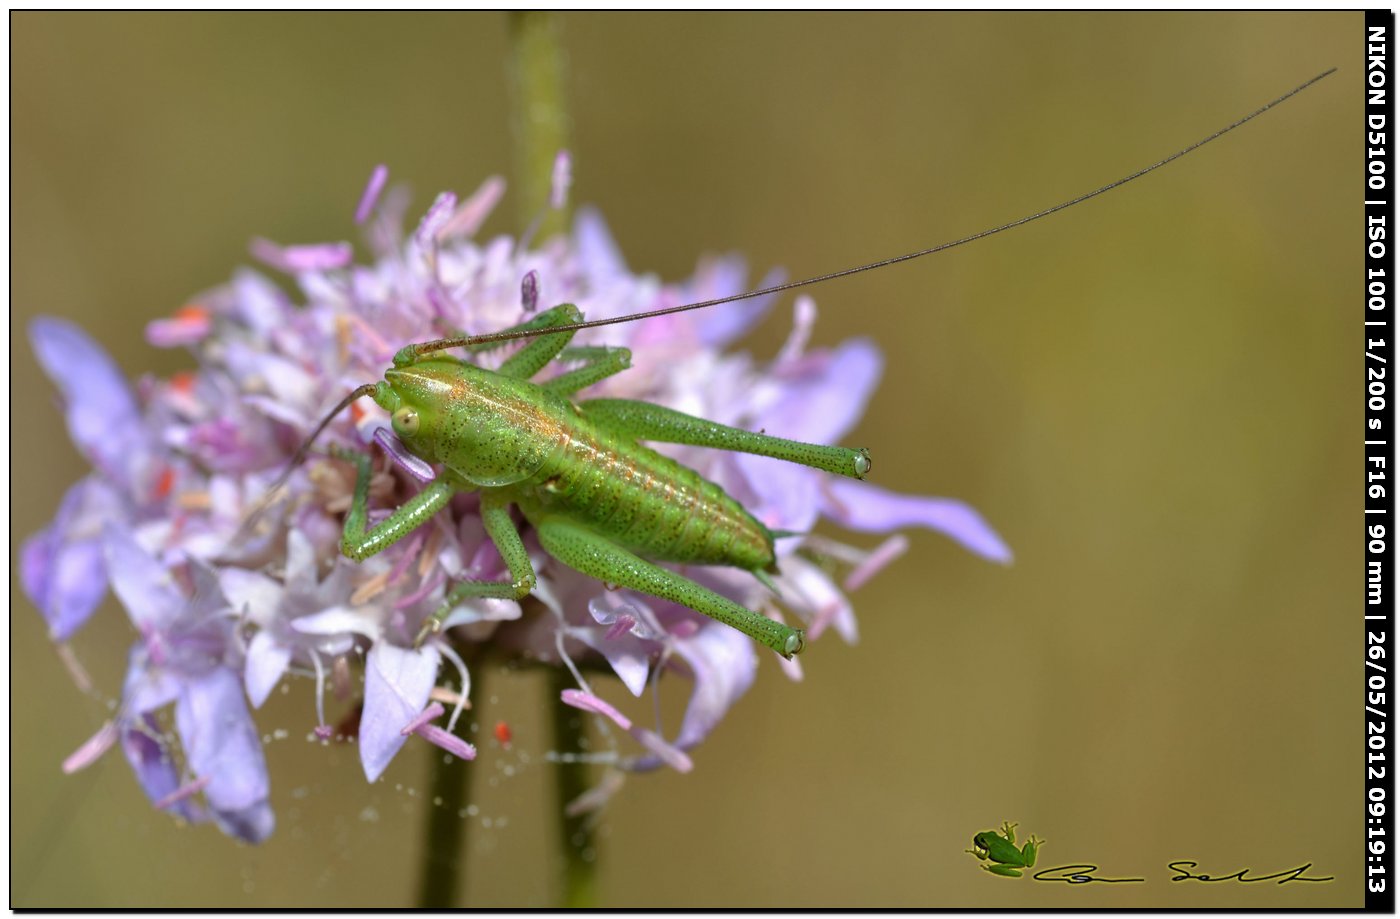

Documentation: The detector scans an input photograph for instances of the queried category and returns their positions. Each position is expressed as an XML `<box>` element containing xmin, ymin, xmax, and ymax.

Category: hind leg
<box><xmin>579</xmin><ymin>398</ymin><xmax>870</xmax><ymax>479</ymax></box>
<box><xmin>535</xmin><ymin>517</ymin><xmax>804</xmax><ymax>659</ymax></box>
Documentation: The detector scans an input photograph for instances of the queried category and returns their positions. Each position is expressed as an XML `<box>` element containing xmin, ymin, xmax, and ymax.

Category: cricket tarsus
<box><xmin>418</xmin><ymin>67</ymin><xmax>1334</xmax><ymax>356</ymax></box>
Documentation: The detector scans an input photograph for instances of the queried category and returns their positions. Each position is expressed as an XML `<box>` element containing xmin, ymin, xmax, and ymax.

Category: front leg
<box><xmin>337</xmin><ymin>447</ymin><xmax>456</xmax><ymax>561</ymax></box>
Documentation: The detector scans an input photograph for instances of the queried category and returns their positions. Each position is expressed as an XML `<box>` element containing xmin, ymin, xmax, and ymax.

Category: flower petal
<box><xmin>670</xmin><ymin>622</ymin><xmax>757</xmax><ymax>751</ymax></box>
<box><xmin>175</xmin><ymin>668</ymin><xmax>274</xmax><ymax>843</ymax></box>
<box><xmin>764</xmin><ymin>338</ymin><xmax>883</xmax><ymax>444</ymax></box>
<box><xmin>121</xmin><ymin>644</ymin><xmax>183</xmax><ymax>715</ymax></box>
<box><xmin>223</xmin><ymin>344</ymin><xmax>319</xmax><ymax>418</ymax></box>
<box><xmin>360</xmin><ymin>642</ymin><xmax>441</xmax><ymax>782</ymax></box>
<box><xmin>572</xmin><ymin>594</ymin><xmax>661</xmax><ymax>697</ymax></box>
<box><xmin>30</xmin><ymin>317</ymin><xmax>152</xmax><ymax>488</ymax></box>
<box><xmin>218</xmin><ymin>568</ymin><xmax>283</xmax><ymax>627</ymax></box>
<box><xmin>289</xmin><ymin>606</ymin><xmax>378</xmax><ymax>639</ymax></box>
<box><xmin>629</xmin><ymin>622</ymin><xmax>756</xmax><ymax>774</ymax></box>
<box><xmin>22</xmin><ymin>478</ymin><xmax>117</xmax><ymax>640</ymax></box>
<box><xmin>733</xmin><ymin>453</ymin><xmax>820</xmax><ymax>535</ymax></box>
<box><xmin>230</xmin><ymin>268</ymin><xmax>291</xmax><ymax>338</ymax></box>
<box><xmin>821</xmin><ymin>478</ymin><xmax>1012</xmax><ymax>564</ymax></box>
<box><xmin>694</xmin><ymin>264</ymin><xmax>784</xmax><ymax>348</ymax></box>
<box><xmin>281</xmin><ymin>528</ymin><xmax>319</xmax><ymax>597</ymax></box>
<box><xmin>103</xmin><ymin>524</ymin><xmax>180</xmax><ymax>631</ymax></box>
<box><xmin>574</xmin><ymin>208</ymin><xmax>628</xmax><ymax>281</ymax></box>
<box><xmin>244</xmin><ymin>629</ymin><xmax>292</xmax><ymax>709</ymax></box>
<box><xmin>437</xmin><ymin>597</ymin><xmax>522</xmax><ymax>631</ymax></box>
<box><xmin>121</xmin><ymin>714</ymin><xmax>203</xmax><ymax>824</ymax></box>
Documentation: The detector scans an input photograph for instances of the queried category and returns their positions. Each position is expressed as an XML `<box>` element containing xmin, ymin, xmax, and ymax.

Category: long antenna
<box><xmin>404</xmin><ymin>67</ymin><xmax>1334</xmax><ymax>360</ymax></box>
<box><xmin>225</xmin><ymin>382</ymin><xmax>378</xmax><ymax>550</ymax></box>
<box><xmin>285</xmin><ymin>383</ymin><xmax>380</xmax><ymax>473</ymax></box>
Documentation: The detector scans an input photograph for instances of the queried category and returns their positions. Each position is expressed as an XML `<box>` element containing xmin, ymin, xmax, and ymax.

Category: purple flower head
<box><xmin>28</xmin><ymin>167</ymin><xmax>1006</xmax><ymax>842</ymax></box>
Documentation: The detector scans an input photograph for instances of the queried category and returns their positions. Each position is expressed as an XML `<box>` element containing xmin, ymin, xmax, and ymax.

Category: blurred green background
<box><xmin>13</xmin><ymin>12</ymin><xmax>1357</xmax><ymax>908</ymax></box>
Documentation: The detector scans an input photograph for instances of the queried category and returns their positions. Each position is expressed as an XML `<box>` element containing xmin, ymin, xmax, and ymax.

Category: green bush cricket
<box><xmin>274</xmin><ymin>69</ymin><xmax>1333</xmax><ymax>660</ymax></box>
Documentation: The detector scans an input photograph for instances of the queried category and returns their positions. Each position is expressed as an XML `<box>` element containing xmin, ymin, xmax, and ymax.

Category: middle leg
<box><xmin>415</xmin><ymin>489</ymin><xmax>538</xmax><ymax>647</ymax></box>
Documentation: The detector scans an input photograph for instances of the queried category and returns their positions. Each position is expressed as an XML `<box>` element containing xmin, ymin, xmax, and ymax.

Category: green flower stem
<box><xmin>508</xmin><ymin>10</ymin><xmax>572</xmax><ymax>238</ymax></box>
<box><xmin>506</xmin><ymin>11</ymin><xmax>595</xmax><ymax>908</ymax></box>
<box><xmin>550</xmin><ymin>667</ymin><xmax>598</xmax><ymax>908</ymax></box>
<box><xmin>414</xmin><ymin>695</ymin><xmax>477</xmax><ymax>909</ymax></box>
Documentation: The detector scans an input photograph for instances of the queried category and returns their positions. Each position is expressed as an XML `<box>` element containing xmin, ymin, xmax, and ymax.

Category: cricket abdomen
<box><xmin>512</xmin><ymin>415</ymin><xmax>775</xmax><ymax>572</ymax></box>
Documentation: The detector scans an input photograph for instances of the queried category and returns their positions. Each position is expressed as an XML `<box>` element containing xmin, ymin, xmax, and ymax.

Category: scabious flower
<box><xmin>25</xmin><ymin>164</ymin><xmax>1011</xmax><ymax>843</ymax></box>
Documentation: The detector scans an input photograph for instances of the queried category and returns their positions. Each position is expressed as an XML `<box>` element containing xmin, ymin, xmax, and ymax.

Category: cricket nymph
<box><xmin>377</xmin><ymin>357</ymin><xmax>778</xmax><ymax>571</ymax></box>
<box><xmin>347</xmin><ymin>317</ymin><xmax>873</xmax><ymax>661</ymax></box>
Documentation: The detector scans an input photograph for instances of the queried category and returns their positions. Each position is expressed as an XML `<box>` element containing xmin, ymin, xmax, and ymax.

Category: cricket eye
<box><xmin>392</xmin><ymin>407</ymin><xmax>420</xmax><ymax>437</ymax></box>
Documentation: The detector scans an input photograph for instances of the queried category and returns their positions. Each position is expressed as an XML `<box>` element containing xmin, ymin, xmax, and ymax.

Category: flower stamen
<box><xmin>154</xmin><ymin>775</ymin><xmax>210</xmax><ymax>810</ymax></box>
<box><xmin>844</xmin><ymin>534</ymin><xmax>910</xmax><ymax>593</ymax></box>
<box><xmin>402</xmin><ymin>701</ymin><xmax>476</xmax><ymax>761</ymax></box>
<box><xmin>62</xmin><ymin>720</ymin><xmax>119</xmax><ymax>774</ymax></box>
<box><xmin>355</xmin><ymin>164</ymin><xmax>389</xmax><ymax>225</ymax></box>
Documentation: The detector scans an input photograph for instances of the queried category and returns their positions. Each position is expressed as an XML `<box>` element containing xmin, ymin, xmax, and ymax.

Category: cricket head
<box><xmin>374</xmin><ymin>360</ymin><xmax>460</xmax><ymax>464</ymax></box>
